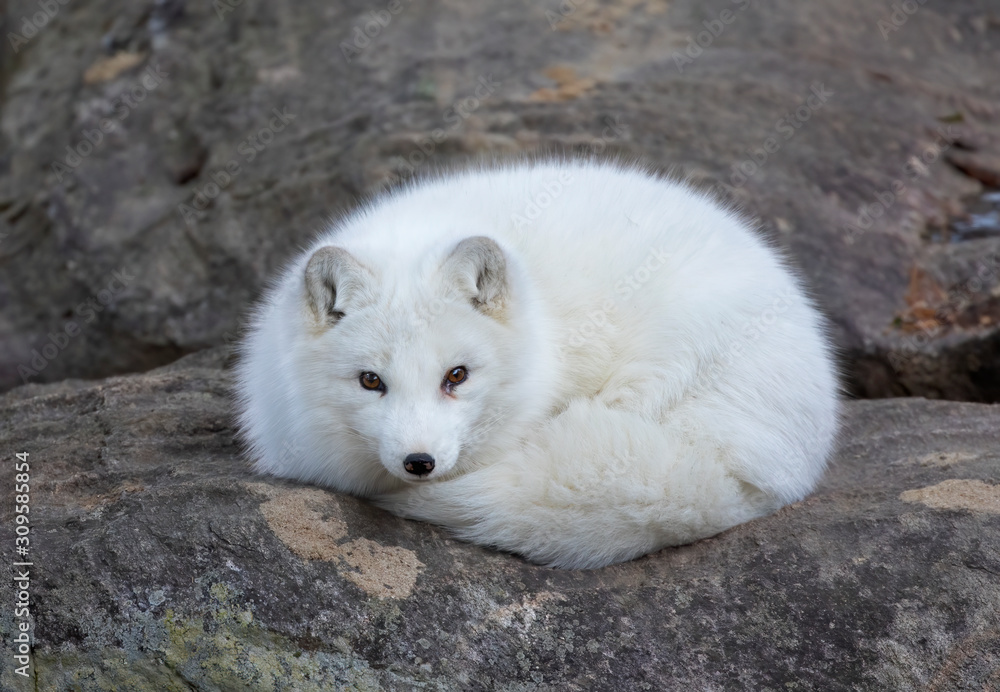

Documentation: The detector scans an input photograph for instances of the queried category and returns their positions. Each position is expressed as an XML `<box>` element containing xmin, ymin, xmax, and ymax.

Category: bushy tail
<box><xmin>373</xmin><ymin>398</ymin><xmax>778</xmax><ymax>569</ymax></box>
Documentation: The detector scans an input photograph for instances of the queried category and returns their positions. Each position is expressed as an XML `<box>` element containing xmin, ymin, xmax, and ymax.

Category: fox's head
<box><xmin>292</xmin><ymin>235</ymin><xmax>545</xmax><ymax>492</ymax></box>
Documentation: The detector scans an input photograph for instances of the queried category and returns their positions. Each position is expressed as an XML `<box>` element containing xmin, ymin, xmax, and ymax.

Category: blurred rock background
<box><xmin>1</xmin><ymin>0</ymin><xmax>999</xmax><ymax>399</ymax></box>
<box><xmin>1</xmin><ymin>1</ymin><xmax>999</xmax><ymax>689</ymax></box>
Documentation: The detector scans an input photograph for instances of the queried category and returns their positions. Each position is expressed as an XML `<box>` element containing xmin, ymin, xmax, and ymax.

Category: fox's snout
<box><xmin>380</xmin><ymin>408</ymin><xmax>464</xmax><ymax>481</ymax></box>
<box><xmin>403</xmin><ymin>452</ymin><xmax>436</xmax><ymax>477</ymax></box>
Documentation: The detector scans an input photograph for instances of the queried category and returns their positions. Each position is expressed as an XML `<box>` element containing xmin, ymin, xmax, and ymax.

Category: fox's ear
<box><xmin>304</xmin><ymin>246</ymin><xmax>371</xmax><ymax>326</ymax></box>
<box><xmin>443</xmin><ymin>236</ymin><xmax>510</xmax><ymax>318</ymax></box>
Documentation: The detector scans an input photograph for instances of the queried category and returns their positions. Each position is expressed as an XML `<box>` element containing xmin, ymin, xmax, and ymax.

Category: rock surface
<box><xmin>2</xmin><ymin>0</ymin><xmax>1000</xmax><ymax>398</ymax></box>
<box><xmin>1</xmin><ymin>350</ymin><xmax>998</xmax><ymax>690</ymax></box>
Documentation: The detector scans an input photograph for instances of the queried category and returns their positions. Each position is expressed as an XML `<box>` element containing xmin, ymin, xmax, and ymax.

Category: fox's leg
<box><xmin>373</xmin><ymin>397</ymin><xmax>776</xmax><ymax>569</ymax></box>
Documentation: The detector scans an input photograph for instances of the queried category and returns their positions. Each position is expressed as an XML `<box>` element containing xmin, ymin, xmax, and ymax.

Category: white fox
<box><xmin>235</xmin><ymin>160</ymin><xmax>839</xmax><ymax>569</ymax></box>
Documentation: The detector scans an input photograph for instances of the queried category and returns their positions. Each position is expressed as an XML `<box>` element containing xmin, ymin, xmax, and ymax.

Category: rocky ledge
<box><xmin>1</xmin><ymin>349</ymin><xmax>997</xmax><ymax>690</ymax></box>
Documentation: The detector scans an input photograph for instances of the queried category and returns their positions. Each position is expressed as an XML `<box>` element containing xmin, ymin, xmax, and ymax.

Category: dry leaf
<box><xmin>529</xmin><ymin>66</ymin><xmax>596</xmax><ymax>102</ymax></box>
<box><xmin>83</xmin><ymin>51</ymin><xmax>146</xmax><ymax>85</ymax></box>
<box><xmin>904</xmin><ymin>266</ymin><xmax>946</xmax><ymax>308</ymax></box>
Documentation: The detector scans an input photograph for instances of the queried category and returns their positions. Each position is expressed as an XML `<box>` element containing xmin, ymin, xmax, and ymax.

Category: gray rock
<box><xmin>1</xmin><ymin>350</ymin><xmax>998</xmax><ymax>690</ymax></box>
<box><xmin>1</xmin><ymin>0</ymin><xmax>1000</xmax><ymax>399</ymax></box>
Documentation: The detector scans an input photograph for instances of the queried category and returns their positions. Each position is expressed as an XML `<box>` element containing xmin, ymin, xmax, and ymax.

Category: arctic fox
<box><xmin>235</xmin><ymin>160</ymin><xmax>839</xmax><ymax>569</ymax></box>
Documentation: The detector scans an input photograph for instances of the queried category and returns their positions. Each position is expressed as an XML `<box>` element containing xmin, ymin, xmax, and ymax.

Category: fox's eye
<box><xmin>360</xmin><ymin>372</ymin><xmax>384</xmax><ymax>391</ymax></box>
<box><xmin>445</xmin><ymin>366</ymin><xmax>468</xmax><ymax>386</ymax></box>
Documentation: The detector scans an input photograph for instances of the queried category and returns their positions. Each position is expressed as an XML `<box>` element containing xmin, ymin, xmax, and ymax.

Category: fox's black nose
<box><xmin>403</xmin><ymin>453</ymin><xmax>435</xmax><ymax>476</ymax></box>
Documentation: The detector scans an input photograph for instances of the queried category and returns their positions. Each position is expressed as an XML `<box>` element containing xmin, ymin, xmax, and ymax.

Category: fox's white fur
<box><xmin>235</xmin><ymin>160</ymin><xmax>839</xmax><ymax>569</ymax></box>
